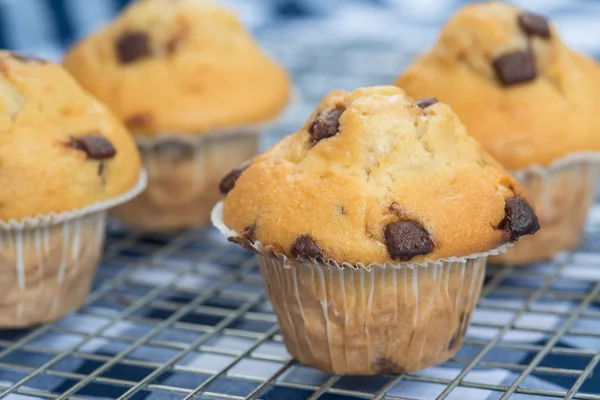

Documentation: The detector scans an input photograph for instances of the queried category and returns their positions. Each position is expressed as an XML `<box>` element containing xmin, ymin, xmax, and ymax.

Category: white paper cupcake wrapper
<box><xmin>0</xmin><ymin>170</ymin><xmax>148</xmax><ymax>231</ymax></box>
<box><xmin>211</xmin><ymin>201</ymin><xmax>512</xmax><ymax>271</ymax></box>
<box><xmin>512</xmin><ymin>151</ymin><xmax>600</xmax><ymax>178</ymax></box>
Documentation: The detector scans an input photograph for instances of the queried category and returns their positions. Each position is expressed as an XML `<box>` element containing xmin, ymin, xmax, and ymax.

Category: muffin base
<box><xmin>259</xmin><ymin>255</ymin><xmax>486</xmax><ymax>375</ymax></box>
<box><xmin>111</xmin><ymin>131</ymin><xmax>259</xmax><ymax>232</ymax></box>
<box><xmin>494</xmin><ymin>157</ymin><xmax>599</xmax><ymax>265</ymax></box>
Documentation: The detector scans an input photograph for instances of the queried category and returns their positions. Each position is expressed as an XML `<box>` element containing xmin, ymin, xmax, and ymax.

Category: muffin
<box><xmin>64</xmin><ymin>0</ymin><xmax>290</xmax><ymax>231</ymax></box>
<box><xmin>212</xmin><ymin>86</ymin><xmax>539</xmax><ymax>374</ymax></box>
<box><xmin>396</xmin><ymin>2</ymin><xmax>600</xmax><ymax>263</ymax></box>
<box><xmin>0</xmin><ymin>52</ymin><xmax>144</xmax><ymax>328</ymax></box>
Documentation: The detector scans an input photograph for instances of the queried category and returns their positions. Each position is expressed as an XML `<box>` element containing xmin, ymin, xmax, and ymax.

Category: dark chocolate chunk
<box><xmin>493</xmin><ymin>50</ymin><xmax>537</xmax><ymax>86</ymax></box>
<box><xmin>116</xmin><ymin>31</ymin><xmax>151</xmax><ymax>64</ymax></box>
<box><xmin>125</xmin><ymin>113</ymin><xmax>152</xmax><ymax>131</ymax></box>
<box><xmin>309</xmin><ymin>106</ymin><xmax>345</xmax><ymax>143</ymax></box>
<box><xmin>518</xmin><ymin>12</ymin><xmax>551</xmax><ymax>39</ymax></box>
<box><xmin>70</xmin><ymin>135</ymin><xmax>117</xmax><ymax>160</ymax></box>
<box><xmin>219</xmin><ymin>163</ymin><xmax>250</xmax><ymax>195</ymax></box>
<box><xmin>9</xmin><ymin>52</ymin><xmax>47</xmax><ymax>64</ymax></box>
<box><xmin>374</xmin><ymin>358</ymin><xmax>404</xmax><ymax>375</ymax></box>
<box><xmin>415</xmin><ymin>97</ymin><xmax>438</xmax><ymax>109</ymax></box>
<box><xmin>242</xmin><ymin>224</ymin><xmax>257</xmax><ymax>243</ymax></box>
<box><xmin>384</xmin><ymin>221</ymin><xmax>434</xmax><ymax>262</ymax></box>
<box><xmin>498</xmin><ymin>197</ymin><xmax>540</xmax><ymax>241</ymax></box>
<box><xmin>290</xmin><ymin>235</ymin><xmax>325</xmax><ymax>259</ymax></box>
<box><xmin>156</xmin><ymin>140</ymin><xmax>194</xmax><ymax>163</ymax></box>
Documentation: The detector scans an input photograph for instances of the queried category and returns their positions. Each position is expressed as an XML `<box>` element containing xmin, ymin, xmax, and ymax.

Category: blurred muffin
<box><xmin>65</xmin><ymin>0</ymin><xmax>291</xmax><ymax>231</ymax></box>
<box><xmin>396</xmin><ymin>2</ymin><xmax>600</xmax><ymax>263</ymax></box>
<box><xmin>214</xmin><ymin>86</ymin><xmax>539</xmax><ymax>374</ymax></box>
<box><xmin>0</xmin><ymin>52</ymin><xmax>143</xmax><ymax>328</ymax></box>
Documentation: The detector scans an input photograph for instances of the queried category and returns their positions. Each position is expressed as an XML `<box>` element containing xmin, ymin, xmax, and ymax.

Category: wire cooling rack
<box><xmin>1</xmin><ymin>39</ymin><xmax>600</xmax><ymax>400</ymax></box>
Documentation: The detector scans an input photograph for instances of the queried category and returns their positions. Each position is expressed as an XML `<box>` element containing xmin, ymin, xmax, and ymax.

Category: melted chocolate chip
<box><xmin>219</xmin><ymin>163</ymin><xmax>250</xmax><ymax>195</ymax></box>
<box><xmin>116</xmin><ymin>31</ymin><xmax>151</xmax><ymax>64</ymax></box>
<box><xmin>384</xmin><ymin>221</ymin><xmax>434</xmax><ymax>262</ymax></box>
<box><xmin>290</xmin><ymin>235</ymin><xmax>325</xmax><ymax>259</ymax></box>
<box><xmin>70</xmin><ymin>135</ymin><xmax>117</xmax><ymax>160</ymax></box>
<box><xmin>498</xmin><ymin>197</ymin><xmax>540</xmax><ymax>241</ymax></box>
<box><xmin>518</xmin><ymin>12</ymin><xmax>551</xmax><ymax>39</ymax></box>
<box><xmin>125</xmin><ymin>113</ymin><xmax>152</xmax><ymax>131</ymax></box>
<box><xmin>374</xmin><ymin>358</ymin><xmax>404</xmax><ymax>375</ymax></box>
<box><xmin>242</xmin><ymin>224</ymin><xmax>257</xmax><ymax>243</ymax></box>
<box><xmin>309</xmin><ymin>107</ymin><xmax>345</xmax><ymax>144</ymax></box>
<box><xmin>493</xmin><ymin>50</ymin><xmax>537</xmax><ymax>86</ymax></box>
<box><xmin>416</xmin><ymin>97</ymin><xmax>438</xmax><ymax>109</ymax></box>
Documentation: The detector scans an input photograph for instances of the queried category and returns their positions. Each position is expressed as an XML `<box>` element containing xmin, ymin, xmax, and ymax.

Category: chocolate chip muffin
<box><xmin>396</xmin><ymin>2</ymin><xmax>600</xmax><ymax>264</ymax></box>
<box><xmin>64</xmin><ymin>0</ymin><xmax>291</xmax><ymax>231</ymax></box>
<box><xmin>213</xmin><ymin>86</ymin><xmax>539</xmax><ymax>374</ymax></box>
<box><xmin>0</xmin><ymin>52</ymin><xmax>144</xmax><ymax>328</ymax></box>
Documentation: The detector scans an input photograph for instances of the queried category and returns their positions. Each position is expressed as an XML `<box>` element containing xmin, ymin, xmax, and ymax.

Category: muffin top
<box><xmin>64</xmin><ymin>0</ymin><xmax>290</xmax><ymax>136</ymax></box>
<box><xmin>219</xmin><ymin>86</ymin><xmax>539</xmax><ymax>266</ymax></box>
<box><xmin>396</xmin><ymin>2</ymin><xmax>600</xmax><ymax>170</ymax></box>
<box><xmin>0</xmin><ymin>52</ymin><xmax>141</xmax><ymax>221</ymax></box>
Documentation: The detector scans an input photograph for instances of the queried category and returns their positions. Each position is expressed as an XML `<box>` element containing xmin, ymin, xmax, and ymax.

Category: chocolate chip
<box><xmin>384</xmin><ymin>221</ymin><xmax>434</xmax><ymax>262</ymax></box>
<box><xmin>416</xmin><ymin>97</ymin><xmax>438</xmax><ymax>109</ymax></box>
<box><xmin>156</xmin><ymin>140</ymin><xmax>193</xmax><ymax>163</ymax></box>
<box><xmin>498</xmin><ymin>197</ymin><xmax>540</xmax><ymax>241</ymax></box>
<box><xmin>219</xmin><ymin>163</ymin><xmax>250</xmax><ymax>195</ymax></box>
<box><xmin>70</xmin><ymin>135</ymin><xmax>117</xmax><ymax>160</ymax></box>
<box><xmin>374</xmin><ymin>358</ymin><xmax>404</xmax><ymax>375</ymax></box>
<box><xmin>9</xmin><ymin>52</ymin><xmax>46</xmax><ymax>64</ymax></box>
<box><xmin>242</xmin><ymin>224</ymin><xmax>257</xmax><ymax>243</ymax></box>
<box><xmin>290</xmin><ymin>235</ymin><xmax>325</xmax><ymax>259</ymax></box>
<box><xmin>116</xmin><ymin>31</ymin><xmax>151</xmax><ymax>64</ymax></box>
<box><xmin>125</xmin><ymin>113</ymin><xmax>152</xmax><ymax>131</ymax></box>
<box><xmin>309</xmin><ymin>107</ymin><xmax>345</xmax><ymax>144</ymax></box>
<box><xmin>518</xmin><ymin>12</ymin><xmax>551</xmax><ymax>39</ymax></box>
<box><xmin>493</xmin><ymin>50</ymin><xmax>537</xmax><ymax>86</ymax></box>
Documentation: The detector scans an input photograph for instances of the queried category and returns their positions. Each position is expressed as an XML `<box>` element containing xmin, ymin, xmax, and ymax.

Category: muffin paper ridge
<box><xmin>211</xmin><ymin>201</ymin><xmax>512</xmax><ymax>271</ymax></box>
<box><xmin>513</xmin><ymin>151</ymin><xmax>600</xmax><ymax>177</ymax></box>
<box><xmin>0</xmin><ymin>170</ymin><xmax>148</xmax><ymax>231</ymax></box>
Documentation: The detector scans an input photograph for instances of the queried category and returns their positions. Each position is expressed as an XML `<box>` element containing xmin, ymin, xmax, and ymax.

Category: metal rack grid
<box><xmin>0</xmin><ymin>40</ymin><xmax>599</xmax><ymax>399</ymax></box>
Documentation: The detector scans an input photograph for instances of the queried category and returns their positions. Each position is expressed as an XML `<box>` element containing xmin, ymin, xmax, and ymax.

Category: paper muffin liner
<box><xmin>0</xmin><ymin>172</ymin><xmax>147</xmax><ymax>328</ymax></box>
<box><xmin>112</xmin><ymin>88</ymin><xmax>301</xmax><ymax>233</ymax></box>
<box><xmin>493</xmin><ymin>152</ymin><xmax>600</xmax><ymax>265</ymax></box>
<box><xmin>212</xmin><ymin>201</ymin><xmax>509</xmax><ymax>374</ymax></box>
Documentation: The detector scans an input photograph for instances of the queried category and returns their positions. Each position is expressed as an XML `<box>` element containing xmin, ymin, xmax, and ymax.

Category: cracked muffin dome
<box><xmin>0</xmin><ymin>52</ymin><xmax>141</xmax><ymax>221</ymax></box>
<box><xmin>63</xmin><ymin>0</ymin><xmax>290</xmax><ymax>136</ymax></box>
<box><xmin>219</xmin><ymin>86</ymin><xmax>540</xmax><ymax>265</ymax></box>
<box><xmin>395</xmin><ymin>2</ymin><xmax>600</xmax><ymax>170</ymax></box>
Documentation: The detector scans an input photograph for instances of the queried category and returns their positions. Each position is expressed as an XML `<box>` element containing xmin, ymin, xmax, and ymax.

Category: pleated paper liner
<box><xmin>0</xmin><ymin>171</ymin><xmax>147</xmax><ymax>328</ymax></box>
<box><xmin>212</xmin><ymin>201</ymin><xmax>510</xmax><ymax>374</ymax></box>
<box><xmin>494</xmin><ymin>152</ymin><xmax>600</xmax><ymax>265</ymax></box>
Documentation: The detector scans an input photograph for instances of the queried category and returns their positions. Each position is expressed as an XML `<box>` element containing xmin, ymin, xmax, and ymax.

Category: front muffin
<box><xmin>64</xmin><ymin>0</ymin><xmax>291</xmax><ymax>231</ymax></box>
<box><xmin>396</xmin><ymin>2</ymin><xmax>600</xmax><ymax>264</ymax></box>
<box><xmin>0</xmin><ymin>52</ymin><xmax>143</xmax><ymax>328</ymax></box>
<box><xmin>214</xmin><ymin>86</ymin><xmax>539</xmax><ymax>374</ymax></box>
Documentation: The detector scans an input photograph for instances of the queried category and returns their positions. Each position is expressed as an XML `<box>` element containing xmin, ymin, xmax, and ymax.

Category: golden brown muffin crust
<box><xmin>221</xmin><ymin>86</ymin><xmax>539</xmax><ymax>265</ymax></box>
<box><xmin>396</xmin><ymin>2</ymin><xmax>600</xmax><ymax>170</ymax></box>
<box><xmin>0</xmin><ymin>52</ymin><xmax>141</xmax><ymax>221</ymax></box>
<box><xmin>63</xmin><ymin>0</ymin><xmax>291</xmax><ymax>136</ymax></box>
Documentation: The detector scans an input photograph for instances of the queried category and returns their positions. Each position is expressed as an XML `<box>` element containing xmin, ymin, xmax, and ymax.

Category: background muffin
<box><xmin>0</xmin><ymin>52</ymin><xmax>143</xmax><ymax>328</ymax></box>
<box><xmin>215</xmin><ymin>86</ymin><xmax>539</xmax><ymax>374</ymax></box>
<box><xmin>396</xmin><ymin>2</ymin><xmax>600</xmax><ymax>264</ymax></box>
<box><xmin>64</xmin><ymin>0</ymin><xmax>291</xmax><ymax>231</ymax></box>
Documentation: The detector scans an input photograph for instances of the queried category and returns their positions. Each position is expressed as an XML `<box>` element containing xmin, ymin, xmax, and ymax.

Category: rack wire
<box><xmin>0</xmin><ymin>40</ymin><xmax>599</xmax><ymax>399</ymax></box>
